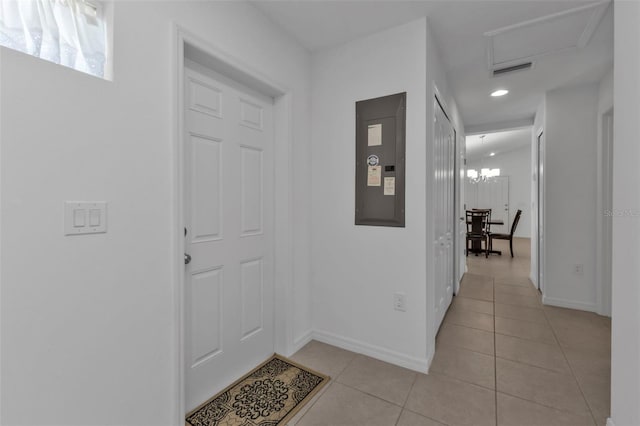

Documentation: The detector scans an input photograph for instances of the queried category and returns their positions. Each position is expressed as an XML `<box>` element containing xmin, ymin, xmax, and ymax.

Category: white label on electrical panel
<box><xmin>368</xmin><ymin>123</ymin><xmax>382</xmax><ymax>146</ymax></box>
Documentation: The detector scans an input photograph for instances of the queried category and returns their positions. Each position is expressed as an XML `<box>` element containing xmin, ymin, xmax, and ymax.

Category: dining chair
<box><xmin>466</xmin><ymin>209</ymin><xmax>490</xmax><ymax>258</ymax></box>
<box><xmin>489</xmin><ymin>209</ymin><xmax>522</xmax><ymax>257</ymax></box>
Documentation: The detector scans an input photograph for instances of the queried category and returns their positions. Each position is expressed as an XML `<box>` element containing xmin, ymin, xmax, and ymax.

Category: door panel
<box><xmin>184</xmin><ymin>66</ymin><xmax>275</xmax><ymax>411</ymax></box>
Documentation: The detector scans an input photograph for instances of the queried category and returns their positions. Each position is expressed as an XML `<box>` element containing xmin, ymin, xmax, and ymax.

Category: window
<box><xmin>0</xmin><ymin>0</ymin><xmax>108</xmax><ymax>78</ymax></box>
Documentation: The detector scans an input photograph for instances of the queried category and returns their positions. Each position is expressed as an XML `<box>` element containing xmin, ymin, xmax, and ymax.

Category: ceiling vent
<box><xmin>492</xmin><ymin>62</ymin><xmax>533</xmax><ymax>77</ymax></box>
<box><xmin>485</xmin><ymin>1</ymin><xmax>610</xmax><ymax>72</ymax></box>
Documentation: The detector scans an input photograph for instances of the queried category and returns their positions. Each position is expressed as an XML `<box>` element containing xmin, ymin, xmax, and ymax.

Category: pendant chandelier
<box><xmin>467</xmin><ymin>135</ymin><xmax>500</xmax><ymax>184</ymax></box>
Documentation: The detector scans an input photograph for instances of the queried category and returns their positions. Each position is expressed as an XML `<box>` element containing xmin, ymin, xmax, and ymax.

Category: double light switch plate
<box><xmin>64</xmin><ymin>201</ymin><xmax>107</xmax><ymax>235</ymax></box>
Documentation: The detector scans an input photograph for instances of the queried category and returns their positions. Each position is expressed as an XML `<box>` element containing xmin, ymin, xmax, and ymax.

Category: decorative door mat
<box><xmin>186</xmin><ymin>354</ymin><xmax>329</xmax><ymax>426</ymax></box>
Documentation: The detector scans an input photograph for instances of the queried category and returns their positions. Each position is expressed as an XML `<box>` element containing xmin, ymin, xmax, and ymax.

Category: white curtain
<box><xmin>0</xmin><ymin>0</ymin><xmax>106</xmax><ymax>78</ymax></box>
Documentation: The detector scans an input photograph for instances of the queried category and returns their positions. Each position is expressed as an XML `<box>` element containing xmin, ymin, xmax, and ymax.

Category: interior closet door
<box><xmin>433</xmin><ymin>98</ymin><xmax>455</xmax><ymax>332</ymax></box>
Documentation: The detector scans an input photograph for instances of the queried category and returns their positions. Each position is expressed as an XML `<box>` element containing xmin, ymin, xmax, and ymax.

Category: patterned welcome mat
<box><xmin>186</xmin><ymin>354</ymin><xmax>329</xmax><ymax>426</ymax></box>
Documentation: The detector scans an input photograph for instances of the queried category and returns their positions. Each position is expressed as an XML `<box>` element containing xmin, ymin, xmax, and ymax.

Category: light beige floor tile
<box><xmin>397</xmin><ymin>409</ymin><xmax>445</xmax><ymax>426</ymax></box>
<box><xmin>552</xmin><ymin>324</ymin><xmax>611</xmax><ymax>356</ymax></box>
<box><xmin>430</xmin><ymin>344</ymin><xmax>495</xmax><ymax>389</ymax></box>
<box><xmin>495</xmin><ymin>292</ymin><xmax>542</xmax><ymax>308</ymax></box>
<box><xmin>286</xmin><ymin>382</ymin><xmax>333</xmax><ymax>426</ymax></box>
<box><xmin>436</xmin><ymin>322</ymin><xmax>495</xmax><ymax>355</ymax></box>
<box><xmin>444</xmin><ymin>308</ymin><xmax>494</xmax><ymax>332</ymax></box>
<box><xmin>405</xmin><ymin>373</ymin><xmax>496</xmax><ymax>426</ymax></box>
<box><xmin>495</xmin><ymin>317</ymin><xmax>557</xmax><ymax>345</ymax></box>
<box><xmin>544</xmin><ymin>306</ymin><xmax>606</xmax><ymax>329</ymax></box>
<box><xmin>296</xmin><ymin>382</ymin><xmax>401</xmax><ymax>426</ymax></box>
<box><xmin>494</xmin><ymin>276</ymin><xmax>535</xmax><ymax>287</ymax></box>
<box><xmin>563</xmin><ymin>347</ymin><xmax>611</xmax><ymax>378</ymax></box>
<box><xmin>335</xmin><ymin>354</ymin><xmax>416</xmax><ymax>406</ymax></box>
<box><xmin>461</xmin><ymin>273</ymin><xmax>495</xmax><ymax>285</ymax></box>
<box><xmin>574</xmin><ymin>370</ymin><xmax>610</xmax><ymax>420</ymax></box>
<box><xmin>289</xmin><ymin>340</ymin><xmax>357</xmax><ymax>379</ymax></box>
<box><xmin>495</xmin><ymin>302</ymin><xmax>548</xmax><ymax>324</ymax></box>
<box><xmin>496</xmin><ymin>334</ymin><xmax>570</xmax><ymax>374</ymax></box>
<box><xmin>458</xmin><ymin>282</ymin><xmax>494</xmax><ymax>302</ymax></box>
<box><xmin>496</xmin><ymin>358</ymin><xmax>590</xmax><ymax>414</ymax></box>
<box><xmin>591</xmin><ymin>408</ymin><xmax>610</xmax><ymax>426</ymax></box>
<box><xmin>497</xmin><ymin>392</ymin><xmax>595</xmax><ymax>426</ymax></box>
<box><xmin>451</xmin><ymin>295</ymin><xmax>494</xmax><ymax>315</ymax></box>
<box><xmin>495</xmin><ymin>284</ymin><xmax>538</xmax><ymax>297</ymax></box>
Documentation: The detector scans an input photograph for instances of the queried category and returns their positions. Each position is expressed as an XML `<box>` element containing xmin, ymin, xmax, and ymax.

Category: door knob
<box><xmin>184</xmin><ymin>253</ymin><xmax>192</xmax><ymax>265</ymax></box>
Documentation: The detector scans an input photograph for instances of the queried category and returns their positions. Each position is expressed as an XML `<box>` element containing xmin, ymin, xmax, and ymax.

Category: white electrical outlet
<box><xmin>393</xmin><ymin>292</ymin><xmax>407</xmax><ymax>312</ymax></box>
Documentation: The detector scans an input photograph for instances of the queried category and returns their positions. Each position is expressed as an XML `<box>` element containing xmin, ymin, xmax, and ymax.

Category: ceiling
<box><xmin>251</xmin><ymin>0</ymin><xmax>613</xmax><ymax>130</ymax></box>
<box><xmin>465</xmin><ymin>128</ymin><xmax>532</xmax><ymax>161</ymax></box>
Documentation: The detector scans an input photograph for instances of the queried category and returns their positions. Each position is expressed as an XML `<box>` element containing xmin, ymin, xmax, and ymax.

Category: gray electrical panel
<box><xmin>355</xmin><ymin>92</ymin><xmax>406</xmax><ymax>227</ymax></box>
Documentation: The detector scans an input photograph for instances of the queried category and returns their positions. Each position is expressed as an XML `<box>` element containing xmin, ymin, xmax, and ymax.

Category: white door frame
<box><xmin>596</xmin><ymin>107</ymin><xmax>613</xmax><ymax>317</ymax></box>
<box><xmin>171</xmin><ymin>25</ymin><xmax>295</xmax><ymax>423</ymax></box>
<box><xmin>535</xmin><ymin>129</ymin><xmax>545</xmax><ymax>294</ymax></box>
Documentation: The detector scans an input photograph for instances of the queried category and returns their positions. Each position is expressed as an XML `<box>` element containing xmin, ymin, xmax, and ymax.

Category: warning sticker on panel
<box><xmin>384</xmin><ymin>177</ymin><xmax>395</xmax><ymax>195</ymax></box>
<box><xmin>368</xmin><ymin>123</ymin><xmax>382</xmax><ymax>146</ymax></box>
<box><xmin>367</xmin><ymin>166</ymin><xmax>382</xmax><ymax>186</ymax></box>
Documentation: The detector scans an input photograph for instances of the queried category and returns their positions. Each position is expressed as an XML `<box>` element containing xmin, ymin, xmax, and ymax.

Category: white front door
<box><xmin>476</xmin><ymin>176</ymin><xmax>509</xmax><ymax>234</ymax></box>
<box><xmin>183</xmin><ymin>65</ymin><xmax>275</xmax><ymax>411</ymax></box>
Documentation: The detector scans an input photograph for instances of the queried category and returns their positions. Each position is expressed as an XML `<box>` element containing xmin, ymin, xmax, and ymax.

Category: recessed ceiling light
<box><xmin>489</xmin><ymin>152</ymin><xmax>496</xmax><ymax>156</ymax></box>
<box><xmin>491</xmin><ymin>89</ymin><xmax>509</xmax><ymax>97</ymax></box>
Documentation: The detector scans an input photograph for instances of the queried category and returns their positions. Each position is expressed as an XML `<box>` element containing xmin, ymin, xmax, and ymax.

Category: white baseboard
<box><xmin>311</xmin><ymin>330</ymin><xmax>430</xmax><ymax>373</ymax></box>
<box><xmin>542</xmin><ymin>295</ymin><xmax>597</xmax><ymax>313</ymax></box>
<box><xmin>288</xmin><ymin>330</ymin><xmax>314</xmax><ymax>356</ymax></box>
<box><xmin>606</xmin><ymin>417</ymin><xmax>615</xmax><ymax>426</ymax></box>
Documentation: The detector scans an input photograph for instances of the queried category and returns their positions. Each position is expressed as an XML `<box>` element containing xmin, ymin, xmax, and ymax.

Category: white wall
<box><xmin>611</xmin><ymin>2</ymin><xmax>640</xmax><ymax>424</ymax></box>
<box><xmin>543</xmin><ymin>83</ymin><xmax>599</xmax><ymax>312</ymax></box>
<box><xmin>309</xmin><ymin>17</ymin><xmax>462</xmax><ymax>371</ymax></box>
<box><xmin>0</xmin><ymin>2</ymin><xmax>312</xmax><ymax>425</ymax></box>
<box><xmin>467</xmin><ymin>145</ymin><xmax>532</xmax><ymax>238</ymax></box>
<box><xmin>531</xmin><ymin>99</ymin><xmax>545</xmax><ymax>287</ymax></box>
<box><xmin>310</xmin><ymin>18</ymin><xmax>429</xmax><ymax>370</ymax></box>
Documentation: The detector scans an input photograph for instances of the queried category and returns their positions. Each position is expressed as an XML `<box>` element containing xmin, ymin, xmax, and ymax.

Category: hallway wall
<box><xmin>310</xmin><ymin>18</ymin><xmax>429</xmax><ymax>369</ymax></box>
<box><xmin>611</xmin><ymin>2</ymin><xmax>640</xmax><ymax>424</ymax></box>
<box><xmin>0</xmin><ymin>3</ymin><xmax>312</xmax><ymax>425</ymax></box>
<box><xmin>309</xmin><ymin>17</ymin><xmax>463</xmax><ymax>371</ymax></box>
<box><xmin>543</xmin><ymin>83</ymin><xmax>599</xmax><ymax>312</ymax></box>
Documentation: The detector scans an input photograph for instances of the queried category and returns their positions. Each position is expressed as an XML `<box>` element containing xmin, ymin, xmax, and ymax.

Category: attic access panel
<box><xmin>485</xmin><ymin>1</ymin><xmax>610</xmax><ymax>71</ymax></box>
<box><xmin>355</xmin><ymin>92</ymin><xmax>406</xmax><ymax>227</ymax></box>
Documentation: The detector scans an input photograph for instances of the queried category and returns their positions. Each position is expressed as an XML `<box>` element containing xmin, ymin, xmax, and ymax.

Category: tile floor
<box><xmin>288</xmin><ymin>238</ymin><xmax>611</xmax><ymax>425</ymax></box>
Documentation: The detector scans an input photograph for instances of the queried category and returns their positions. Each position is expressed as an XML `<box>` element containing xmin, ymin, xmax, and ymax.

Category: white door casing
<box><xmin>596</xmin><ymin>109</ymin><xmax>613</xmax><ymax>316</ymax></box>
<box><xmin>456</xmin><ymin>132</ymin><xmax>466</xmax><ymax>293</ymax></box>
<box><xmin>183</xmin><ymin>65</ymin><xmax>275</xmax><ymax>411</ymax></box>
<box><xmin>433</xmin><ymin>97</ymin><xmax>455</xmax><ymax>332</ymax></box>
<box><xmin>537</xmin><ymin>130</ymin><xmax>545</xmax><ymax>293</ymax></box>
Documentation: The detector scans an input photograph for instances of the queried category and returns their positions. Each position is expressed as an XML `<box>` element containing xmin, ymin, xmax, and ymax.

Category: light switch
<box><xmin>65</xmin><ymin>201</ymin><xmax>107</xmax><ymax>235</ymax></box>
<box><xmin>73</xmin><ymin>209</ymin><xmax>86</xmax><ymax>227</ymax></box>
<box><xmin>89</xmin><ymin>209</ymin><xmax>101</xmax><ymax>227</ymax></box>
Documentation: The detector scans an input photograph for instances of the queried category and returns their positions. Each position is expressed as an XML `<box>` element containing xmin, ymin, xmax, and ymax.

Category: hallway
<box><xmin>289</xmin><ymin>238</ymin><xmax>611</xmax><ymax>425</ymax></box>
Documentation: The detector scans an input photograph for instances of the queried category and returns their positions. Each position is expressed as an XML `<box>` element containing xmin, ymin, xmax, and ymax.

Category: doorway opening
<box><xmin>172</xmin><ymin>26</ymin><xmax>295</xmax><ymax>421</ymax></box>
